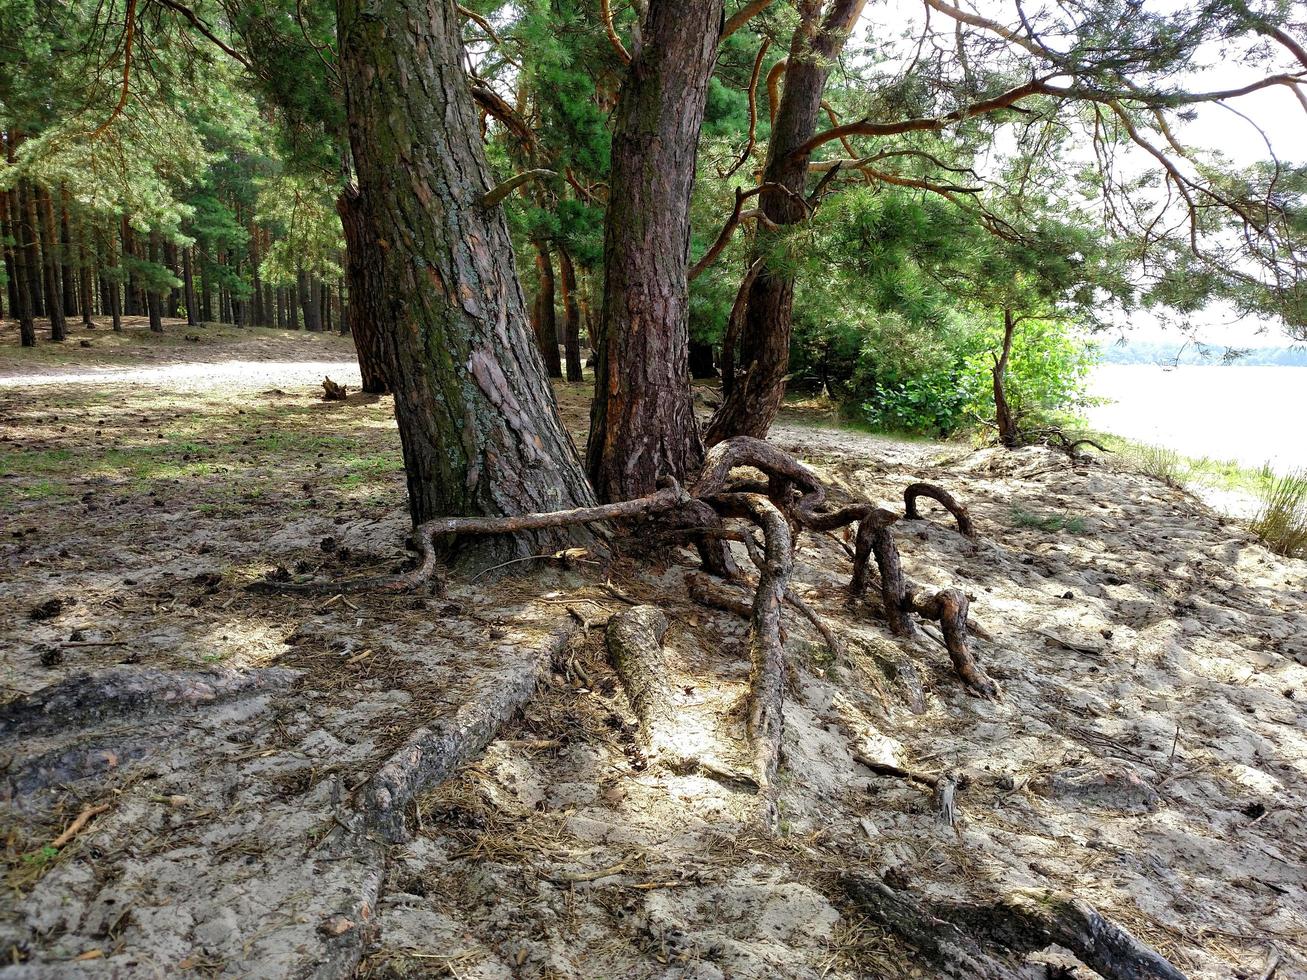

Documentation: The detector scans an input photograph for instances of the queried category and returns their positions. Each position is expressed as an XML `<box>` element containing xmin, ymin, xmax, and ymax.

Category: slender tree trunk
<box><xmin>36</xmin><ymin>186</ymin><xmax>67</xmax><ymax>341</ymax></box>
<box><xmin>336</xmin><ymin>185</ymin><xmax>391</xmax><ymax>393</ymax></box>
<box><xmin>586</xmin><ymin>0</ymin><xmax>724</xmax><ymax>502</ymax></box>
<box><xmin>182</xmin><ymin>245</ymin><xmax>199</xmax><ymax>326</ymax></box>
<box><xmin>994</xmin><ymin>308</ymin><xmax>1019</xmax><ymax>449</ymax></box>
<box><xmin>77</xmin><ymin>212</ymin><xmax>94</xmax><ymax>325</ymax></box>
<box><xmin>558</xmin><ymin>246</ymin><xmax>583</xmax><ymax>382</ymax></box>
<box><xmin>105</xmin><ymin>228</ymin><xmax>123</xmax><ymax>333</ymax></box>
<box><xmin>297</xmin><ymin>268</ymin><xmax>321</xmax><ymax>331</ymax></box>
<box><xmin>19</xmin><ymin>182</ymin><xmax>43</xmax><ymax>318</ymax></box>
<box><xmin>249</xmin><ymin>223</ymin><xmax>264</xmax><ymax>326</ymax></box>
<box><xmin>146</xmin><ymin>231</ymin><xmax>164</xmax><ymax>333</ymax></box>
<box><xmin>58</xmin><ymin>185</ymin><xmax>77</xmax><ymax>318</ymax></box>
<box><xmin>532</xmin><ymin>239</ymin><xmax>562</xmax><ymax>378</ymax></box>
<box><xmin>336</xmin><ymin>0</ymin><xmax>596</xmax><ymax>550</ymax></box>
<box><xmin>706</xmin><ymin>0</ymin><xmax>868</xmax><ymax>444</ymax></box>
<box><xmin>163</xmin><ymin>241</ymin><xmax>181</xmax><ymax>317</ymax></box>
<box><xmin>2</xmin><ymin>185</ymin><xmax>37</xmax><ymax>346</ymax></box>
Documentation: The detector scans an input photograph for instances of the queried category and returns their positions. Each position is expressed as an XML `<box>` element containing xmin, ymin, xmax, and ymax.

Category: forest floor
<box><xmin>1</xmin><ymin>319</ymin><xmax>1305</xmax><ymax>979</ymax></box>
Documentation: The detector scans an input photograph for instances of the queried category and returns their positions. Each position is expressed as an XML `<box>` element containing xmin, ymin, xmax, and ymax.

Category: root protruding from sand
<box><xmin>904</xmin><ymin>482</ymin><xmax>976</xmax><ymax>538</ymax></box>
<box><xmin>843</xmin><ymin>876</ymin><xmax>1187</xmax><ymax>980</ymax></box>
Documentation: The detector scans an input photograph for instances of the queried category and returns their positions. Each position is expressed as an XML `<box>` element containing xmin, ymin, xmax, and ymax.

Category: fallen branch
<box><xmin>51</xmin><ymin>803</ymin><xmax>110</xmax><ymax>849</ymax></box>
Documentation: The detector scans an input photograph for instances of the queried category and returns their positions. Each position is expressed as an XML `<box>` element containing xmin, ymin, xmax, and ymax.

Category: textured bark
<box><xmin>706</xmin><ymin>0</ymin><xmax>868</xmax><ymax>443</ymax></box>
<box><xmin>146</xmin><ymin>231</ymin><xmax>164</xmax><ymax>333</ymax></box>
<box><xmin>994</xmin><ymin>308</ymin><xmax>1019</xmax><ymax>448</ymax></box>
<box><xmin>2</xmin><ymin>185</ymin><xmax>36</xmax><ymax>347</ymax></box>
<box><xmin>336</xmin><ymin>0</ymin><xmax>596</xmax><ymax>554</ymax></box>
<box><xmin>35</xmin><ymin>186</ymin><xmax>67</xmax><ymax>340</ymax></box>
<box><xmin>182</xmin><ymin>246</ymin><xmax>199</xmax><ymax>326</ymax></box>
<box><xmin>558</xmin><ymin>246</ymin><xmax>584</xmax><ymax>382</ymax></box>
<box><xmin>58</xmin><ymin>186</ymin><xmax>77</xmax><ymax>317</ymax></box>
<box><xmin>586</xmin><ymin>0</ymin><xmax>723</xmax><ymax>502</ymax></box>
<box><xmin>532</xmin><ymin>239</ymin><xmax>563</xmax><ymax>378</ymax></box>
<box><xmin>19</xmin><ymin>183</ymin><xmax>43</xmax><ymax>318</ymax></box>
<box><xmin>336</xmin><ymin>185</ymin><xmax>392</xmax><ymax>393</ymax></box>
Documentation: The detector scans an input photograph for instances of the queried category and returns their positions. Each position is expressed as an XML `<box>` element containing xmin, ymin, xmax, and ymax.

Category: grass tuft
<box><xmin>1248</xmin><ymin>469</ymin><xmax>1307</xmax><ymax>558</ymax></box>
<box><xmin>1010</xmin><ymin>506</ymin><xmax>1088</xmax><ymax>534</ymax></box>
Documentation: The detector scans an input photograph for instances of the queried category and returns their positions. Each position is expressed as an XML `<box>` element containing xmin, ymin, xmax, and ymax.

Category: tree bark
<box><xmin>35</xmin><ymin>185</ymin><xmax>67</xmax><ymax>340</ymax></box>
<box><xmin>706</xmin><ymin>0</ymin><xmax>868</xmax><ymax>444</ymax></box>
<box><xmin>558</xmin><ymin>246</ymin><xmax>584</xmax><ymax>382</ymax></box>
<box><xmin>994</xmin><ymin>308</ymin><xmax>1018</xmax><ymax>448</ymax></box>
<box><xmin>146</xmin><ymin>231</ymin><xmax>164</xmax><ymax>333</ymax></box>
<box><xmin>2</xmin><ymin>184</ymin><xmax>36</xmax><ymax>347</ymax></box>
<box><xmin>18</xmin><ymin>182</ymin><xmax>43</xmax><ymax>318</ymax></box>
<box><xmin>532</xmin><ymin>239</ymin><xmax>563</xmax><ymax>378</ymax></box>
<box><xmin>77</xmin><ymin>211</ymin><xmax>94</xmax><ymax>324</ymax></box>
<box><xmin>336</xmin><ymin>185</ymin><xmax>391</xmax><ymax>393</ymax></box>
<box><xmin>182</xmin><ymin>246</ymin><xmax>199</xmax><ymax>326</ymax></box>
<box><xmin>585</xmin><ymin>0</ymin><xmax>724</xmax><ymax>502</ymax></box>
<box><xmin>336</xmin><ymin>0</ymin><xmax>596</xmax><ymax>554</ymax></box>
<box><xmin>297</xmin><ymin>268</ymin><xmax>321</xmax><ymax>332</ymax></box>
<box><xmin>58</xmin><ymin>185</ymin><xmax>77</xmax><ymax>318</ymax></box>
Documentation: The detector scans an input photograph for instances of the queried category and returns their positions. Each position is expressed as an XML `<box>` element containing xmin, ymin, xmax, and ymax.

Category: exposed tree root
<box><xmin>904</xmin><ymin>482</ymin><xmax>976</xmax><ymax>538</ymax></box>
<box><xmin>248</xmin><ymin>480</ymin><xmax>691</xmax><ymax>596</ymax></box>
<box><xmin>843</xmin><ymin>876</ymin><xmax>1188</xmax><ymax>980</ymax></box>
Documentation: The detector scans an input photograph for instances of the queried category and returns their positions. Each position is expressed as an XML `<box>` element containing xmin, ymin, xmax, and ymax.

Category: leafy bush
<box><xmin>1249</xmin><ymin>469</ymin><xmax>1307</xmax><ymax>558</ymax></box>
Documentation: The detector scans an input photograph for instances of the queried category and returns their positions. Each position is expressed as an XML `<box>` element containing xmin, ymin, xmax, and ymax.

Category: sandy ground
<box><xmin>1</xmin><ymin>321</ymin><xmax>1304</xmax><ymax>979</ymax></box>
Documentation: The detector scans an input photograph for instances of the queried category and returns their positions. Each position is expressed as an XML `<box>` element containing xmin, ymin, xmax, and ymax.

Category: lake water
<box><xmin>1085</xmin><ymin>364</ymin><xmax>1307</xmax><ymax>474</ymax></box>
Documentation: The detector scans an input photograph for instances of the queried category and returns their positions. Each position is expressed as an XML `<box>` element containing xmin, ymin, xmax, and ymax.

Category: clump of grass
<box><xmin>1248</xmin><ymin>469</ymin><xmax>1307</xmax><ymax>558</ymax></box>
<box><xmin>1122</xmin><ymin>441</ymin><xmax>1187</xmax><ymax>487</ymax></box>
<box><xmin>1010</xmin><ymin>506</ymin><xmax>1088</xmax><ymax>534</ymax></box>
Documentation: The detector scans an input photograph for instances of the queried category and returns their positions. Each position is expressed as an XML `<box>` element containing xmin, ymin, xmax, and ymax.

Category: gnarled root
<box><xmin>249</xmin><ymin>480</ymin><xmax>691</xmax><ymax>596</ymax></box>
<box><xmin>904</xmin><ymin>482</ymin><xmax>976</xmax><ymax>538</ymax></box>
<box><xmin>910</xmin><ymin>588</ymin><xmax>998</xmax><ymax>700</ymax></box>
<box><xmin>842</xmin><ymin>876</ymin><xmax>1187</xmax><ymax>980</ymax></box>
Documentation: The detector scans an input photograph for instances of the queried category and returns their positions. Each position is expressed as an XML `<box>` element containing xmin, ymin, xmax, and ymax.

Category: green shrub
<box><xmin>1249</xmin><ymin>469</ymin><xmax>1307</xmax><ymax>558</ymax></box>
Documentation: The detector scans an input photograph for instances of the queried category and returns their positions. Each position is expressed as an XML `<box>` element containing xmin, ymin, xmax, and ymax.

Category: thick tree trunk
<box><xmin>706</xmin><ymin>0</ymin><xmax>868</xmax><ymax>444</ymax></box>
<box><xmin>146</xmin><ymin>231</ymin><xmax>164</xmax><ymax>333</ymax></box>
<box><xmin>36</xmin><ymin>186</ymin><xmax>67</xmax><ymax>341</ymax></box>
<box><xmin>2</xmin><ymin>185</ymin><xmax>37</xmax><ymax>347</ymax></box>
<box><xmin>336</xmin><ymin>185</ymin><xmax>391</xmax><ymax>394</ymax></box>
<box><xmin>336</xmin><ymin>0</ymin><xmax>596</xmax><ymax>552</ymax></box>
<box><xmin>585</xmin><ymin>0</ymin><xmax>723</xmax><ymax>502</ymax></box>
<box><xmin>532</xmin><ymin>240</ymin><xmax>563</xmax><ymax>378</ymax></box>
<box><xmin>994</xmin><ymin>308</ymin><xmax>1019</xmax><ymax>448</ymax></box>
<box><xmin>558</xmin><ymin>246</ymin><xmax>584</xmax><ymax>382</ymax></box>
<box><xmin>182</xmin><ymin>246</ymin><xmax>199</xmax><ymax>326</ymax></box>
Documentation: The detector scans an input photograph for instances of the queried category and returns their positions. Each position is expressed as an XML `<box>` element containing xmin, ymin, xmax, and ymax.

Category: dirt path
<box><xmin>1</xmin><ymin>331</ymin><xmax>1304</xmax><ymax>979</ymax></box>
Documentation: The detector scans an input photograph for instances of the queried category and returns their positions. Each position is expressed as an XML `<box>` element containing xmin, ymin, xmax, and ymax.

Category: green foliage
<box><xmin>1249</xmin><ymin>470</ymin><xmax>1307</xmax><ymax>558</ymax></box>
<box><xmin>1009</xmin><ymin>507</ymin><xmax>1088</xmax><ymax>534</ymax></box>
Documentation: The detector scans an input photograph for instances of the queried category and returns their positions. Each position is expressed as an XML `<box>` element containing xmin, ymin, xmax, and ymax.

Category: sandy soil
<box><xmin>1</xmin><ymin>321</ymin><xmax>1304</xmax><ymax>979</ymax></box>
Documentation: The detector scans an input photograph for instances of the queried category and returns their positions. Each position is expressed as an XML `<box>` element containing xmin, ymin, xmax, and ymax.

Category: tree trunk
<box><xmin>182</xmin><ymin>246</ymin><xmax>199</xmax><ymax>325</ymax></box>
<box><xmin>163</xmin><ymin>241</ymin><xmax>181</xmax><ymax>317</ymax></box>
<box><xmin>558</xmin><ymin>246</ymin><xmax>583</xmax><ymax>382</ymax></box>
<box><xmin>532</xmin><ymin>239</ymin><xmax>563</xmax><ymax>378</ymax></box>
<box><xmin>77</xmin><ymin>211</ymin><xmax>94</xmax><ymax>324</ymax></box>
<box><xmin>336</xmin><ymin>184</ymin><xmax>391</xmax><ymax>393</ymax></box>
<box><xmin>146</xmin><ymin>231</ymin><xmax>164</xmax><ymax>333</ymax></box>
<box><xmin>36</xmin><ymin>186</ymin><xmax>67</xmax><ymax>341</ymax></box>
<box><xmin>2</xmin><ymin>184</ymin><xmax>37</xmax><ymax>347</ymax></box>
<box><xmin>19</xmin><ymin>183</ymin><xmax>43</xmax><ymax>318</ymax></box>
<box><xmin>585</xmin><ymin>0</ymin><xmax>723</xmax><ymax>502</ymax></box>
<box><xmin>59</xmin><ymin>185</ymin><xmax>78</xmax><ymax>318</ymax></box>
<box><xmin>705</xmin><ymin>0</ymin><xmax>868</xmax><ymax>444</ymax></box>
<box><xmin>336</xmin><ymin>0</ymin><xmax>596</xmax><ymax>552</ymax></box>
<box><xmin>297</xmin><ymin>268</ymin><xmax>321</xmax><ymax>332</ymax></box>
<box><xmin>994</xmin><ymin>308</ymin><xmax>1019</xmax><ymax>449</ymax></box>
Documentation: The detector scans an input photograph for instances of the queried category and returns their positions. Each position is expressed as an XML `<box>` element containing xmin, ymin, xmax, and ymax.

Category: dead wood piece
<box><xmin>51</xmin><ymin>803</ymin><xmax>110</xmax><ymax>848</ymax></box>
<box><xmin>363</xmin><ymin>621</ymin><xmax>578</xmax><ymax>843</ymax></box>
<box><xmin>322</xmin><ymin>376</ymin><xmax>348</xmax><ymax>400</ymax></box>
<box><xmin>684</xmin><ymin>571</ymin><xmax>754</xmax><ymax>620</ymax></box>
<box><xmin>842</xmin><ymin>877</ymin><xmax>1188</xmax><ymax>980</ymax></box>
<box><xmin>904</xmin><ymin>482</ymin><xmax>976</xmax><ymax>538</ymax></box>
<box><xmin>606</xmin><ymin>606</ymin><xmax>682</xmax><ymax>761</ymax></box>
<box><xmin>0</xmin><ymin>666</ymin><xmax>301</xmax><ymax>739</ymax></box>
